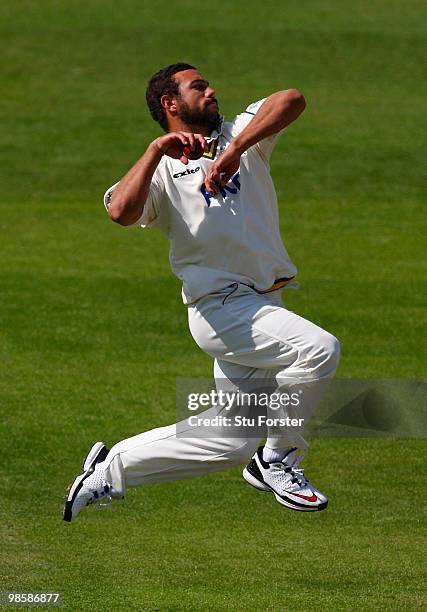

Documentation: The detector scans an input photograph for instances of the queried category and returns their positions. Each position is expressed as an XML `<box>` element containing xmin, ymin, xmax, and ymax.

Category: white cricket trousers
<box><xmin>104</xmin><ymin>284</ymin><xmax>340</xmax><ymax>497</ymax></box>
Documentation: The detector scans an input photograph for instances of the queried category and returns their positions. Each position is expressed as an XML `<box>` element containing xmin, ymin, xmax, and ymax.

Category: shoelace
<box><xmin>272</xmin><ymin>450</ymin><xmax>309</xmax><ymax>487</ymax></box>
<box><xmin>288</xmin><ymin>450</ymin><xmax>309</xmax><ymax>486</ymax></box>
<box><xmin>289</xmin><ymin>467</ymin><xmax>308</xmax><ymax>486</ymax></box>
<box><xmin>273</xmin><ymin>463</ymin><xmax>308</xmax><ymax>486</ymax></box>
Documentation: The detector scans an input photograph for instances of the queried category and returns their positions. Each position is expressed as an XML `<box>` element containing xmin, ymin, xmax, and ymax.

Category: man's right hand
<box><xmin>154</xmin><ymin>132</ymin><xmax>207</xmax><ymax>165</ymax></box>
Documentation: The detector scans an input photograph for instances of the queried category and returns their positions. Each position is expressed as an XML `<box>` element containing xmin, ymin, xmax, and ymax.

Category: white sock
<box><xmin>263</xmin><ymin>445</ymin><xmax>291</xmax><ymax>463</ymax></box>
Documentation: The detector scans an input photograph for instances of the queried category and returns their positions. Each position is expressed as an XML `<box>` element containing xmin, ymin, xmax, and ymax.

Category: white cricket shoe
<box><xmin>243</xmin><ymin>446</ymin><xmax>328</xmax><ymax>512</ymax></box>
<box><xmin>63</xmin><ymin>441</ymin><xmax>118</xmax><ymax>522</ymax></box>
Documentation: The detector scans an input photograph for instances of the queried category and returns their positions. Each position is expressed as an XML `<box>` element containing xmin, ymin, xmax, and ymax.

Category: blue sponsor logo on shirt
<box><xmin>200</xmin><ymin>172</ymin><xmax>241</xmax><ymax>207</ymax></box>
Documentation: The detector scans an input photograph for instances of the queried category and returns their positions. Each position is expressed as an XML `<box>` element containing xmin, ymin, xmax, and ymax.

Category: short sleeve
<box><xmin>103</xmin><ymin>167</ymin><xmax>167</xmax><ymax>230</ymax></box>
<box><xmin>230</xmin><ymin>98</ymin><xmax>283</xmax><ymax>163</ymax></box>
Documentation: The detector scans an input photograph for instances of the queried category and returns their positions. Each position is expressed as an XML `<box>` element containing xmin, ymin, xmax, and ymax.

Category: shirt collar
<box><xmin>206</xmin><ymin>116</ymin><xmax>224</xmax><ymax>141</ymax></box>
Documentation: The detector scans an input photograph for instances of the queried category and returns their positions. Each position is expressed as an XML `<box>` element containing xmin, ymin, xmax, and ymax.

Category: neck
<box><xmin>167</xmin><ymin>117</ymin><xmax>216</xmax><ymax>137</ymax></box>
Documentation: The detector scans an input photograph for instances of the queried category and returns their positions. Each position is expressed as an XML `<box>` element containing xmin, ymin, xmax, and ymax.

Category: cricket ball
<box><xmin>183</xmin><ymin>145</ymin><xmax>203</xmax><ymax>160</ymax></box>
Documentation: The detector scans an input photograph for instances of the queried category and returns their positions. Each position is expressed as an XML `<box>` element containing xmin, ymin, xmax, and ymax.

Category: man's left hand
<box><xmin>204</xmin><ymin>143</ymin><xmax>243</xmax><ymax>195</ymax></box>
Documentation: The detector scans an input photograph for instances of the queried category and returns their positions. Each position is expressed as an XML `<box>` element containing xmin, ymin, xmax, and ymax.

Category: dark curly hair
<box><xmin>146</xmin><ymin>63</ymin><xmax>196</xmax><ymax>132</ymax></box>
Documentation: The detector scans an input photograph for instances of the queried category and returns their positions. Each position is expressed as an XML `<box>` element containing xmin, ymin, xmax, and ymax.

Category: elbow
<box><xmin>109</xmin><ymin>211</ymin><xmax>136</xmax><ymax>226</ymax></box>
<box><xmin>108</xmin><ymin>206</ymin><xmax>127</xmax><ymax>225</ymax></box>
<box><xmin>107</xmin><ymin>193</ymin><xmax>137</xmax><ymax>226</ymax></box>
<box><xmin>282</xmin><ymin>88</ymin><xmax>306</xmax><ymax>113</ymax></box>
<box><xmin>270</xmin><ymin>89</ymin><xmax>306</xmax><ymax>128</ymax></box>
<box><xmin>280</xmin><ymin>89</ymin><xmax>307</xmax><ymax>123</ymax></box>
<box><xmin>108</xmin><ymin>208</ymin><xmax>142</xmax><ymax>227</ymax></box>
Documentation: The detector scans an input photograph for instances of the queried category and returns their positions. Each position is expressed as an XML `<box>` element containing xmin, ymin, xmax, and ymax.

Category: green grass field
<box><xmin>1</xmin><ymin>1</ymin><xmax>426</xmax><ymax>610</ymax></box>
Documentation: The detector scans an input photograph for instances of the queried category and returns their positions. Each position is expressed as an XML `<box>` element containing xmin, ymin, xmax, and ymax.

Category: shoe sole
<box><xmin>63</xmin><ymin>442</ymin><xmax>108</xmax><ymax>522</ymax></box>
<box><xmin>242</xmin><ymin>467</ymin><xmax>271</xmax><ymax>492</ymax></box>
<box><xmin>242</xmin><ymin>467</ymin><xmax>328</xmax><ymax>513</ymax></box>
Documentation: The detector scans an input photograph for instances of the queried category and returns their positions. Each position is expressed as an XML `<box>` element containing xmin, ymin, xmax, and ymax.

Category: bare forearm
<box><xmin>108</xmin><ymin>141</ymin><xmax>163</xmax><ymax>226</ymax></box>
<box><xmin>233</xmin><ymin>89</ymin><xmax>306</xmax><ymax>154</ymax></box>
<box><xmin>108</xmin><ymin>131</ymin><xmax>207</xmax><ymax>226</ymax></box>
<box><xmin>204</xmin><ymin>89</ymin><xmax>306</xmax><ymax>195</ymax></box>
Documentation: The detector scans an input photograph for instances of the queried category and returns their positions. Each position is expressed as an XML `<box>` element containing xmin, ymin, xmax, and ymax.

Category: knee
<box><xmin>319</xmin><ymin>332</ymin><xmax>340</xmax><ymax>376</ymax></box>
<box><xmin>308</xmin><ymin>331</ymin><xmax>340</xmax><ymax>378</ymax></box>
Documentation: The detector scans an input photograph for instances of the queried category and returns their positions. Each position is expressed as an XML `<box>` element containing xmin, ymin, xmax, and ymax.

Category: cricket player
<box><xmin>64</xmin><ymin>63</ymin><xmax>340</xmax><ymax>521</ymax></box>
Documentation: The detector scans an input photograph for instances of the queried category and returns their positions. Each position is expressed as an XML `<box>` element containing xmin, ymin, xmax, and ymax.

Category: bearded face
<box><xmin>178</xmin><ymin>98</ymin><xmax>222</xmax><ymax>133</ymax></box>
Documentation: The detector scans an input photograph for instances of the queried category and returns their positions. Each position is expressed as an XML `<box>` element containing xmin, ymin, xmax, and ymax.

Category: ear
<box><xmin>160</xmin><ymin>94</ymin><xmax>178</xmax><ymax>118</ymax></box>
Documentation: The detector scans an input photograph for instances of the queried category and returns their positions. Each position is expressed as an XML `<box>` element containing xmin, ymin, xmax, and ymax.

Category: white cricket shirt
<box><xmin>104</xmin><ymin>99</ymin><xmax>297</xmax><ymax>304</ymax></box>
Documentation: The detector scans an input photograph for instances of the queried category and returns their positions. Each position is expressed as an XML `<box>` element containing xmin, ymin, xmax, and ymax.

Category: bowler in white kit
<box><xmin>63</xmin><ymin>63</ymin><xmax>340</xmax><ymax>521</ymax></box>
